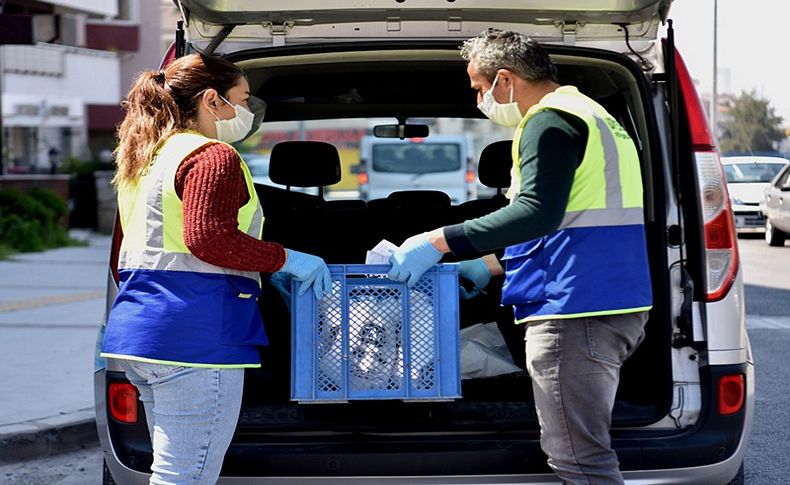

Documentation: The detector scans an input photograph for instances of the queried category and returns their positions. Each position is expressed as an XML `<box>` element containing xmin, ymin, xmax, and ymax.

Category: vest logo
<box><xmin>604</xmin><ymin>117</ymin><xmax>630</xmax><ymax>140</ymax></box>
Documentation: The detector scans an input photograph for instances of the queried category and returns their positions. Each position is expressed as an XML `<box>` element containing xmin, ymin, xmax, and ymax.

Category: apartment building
<box><xmin>0</xmin><ymin>0</ymin><xmax>161</xmax><ymax>173</ymax></box>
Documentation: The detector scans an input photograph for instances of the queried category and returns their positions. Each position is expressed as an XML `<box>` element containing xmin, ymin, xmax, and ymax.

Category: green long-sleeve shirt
<box><xmin>444</xmin><ymin>109</ymin><xmax>588</xmax><ymax>257</ymax></box>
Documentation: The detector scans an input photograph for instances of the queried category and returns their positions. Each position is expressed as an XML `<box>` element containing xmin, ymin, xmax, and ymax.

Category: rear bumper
<box><xmin>732</xmin><ymin>207</ymin><xmax>765</xmax><ymax>231</ymax></box>
<box><xmin>96</xmin><ymin>362</ymin><xmax>753</xmax><ymax>485</ymax></box>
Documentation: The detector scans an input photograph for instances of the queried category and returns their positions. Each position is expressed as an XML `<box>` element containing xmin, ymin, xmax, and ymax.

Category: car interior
<box><xmin>224</xmin><ymin>44</ymin><xmax>673</xmax><ymax>432</ymax></box>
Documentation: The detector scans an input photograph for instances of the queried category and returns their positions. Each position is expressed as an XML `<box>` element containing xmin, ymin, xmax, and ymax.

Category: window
<box><xmin>723</xmin><ymin>162</ymin><xmax>786</xmax><ymax>184</ymax></box>
<box><xmin>371</xmin><ymin>143</ymin><xmax>461</xmax><ymax>174</ymax></box>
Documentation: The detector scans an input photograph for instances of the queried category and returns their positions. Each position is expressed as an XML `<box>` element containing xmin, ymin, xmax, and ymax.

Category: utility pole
<box><xmin>711</xmin><ymin>0</ymin><xmax>718</xmax><ymax>140</ymax></box>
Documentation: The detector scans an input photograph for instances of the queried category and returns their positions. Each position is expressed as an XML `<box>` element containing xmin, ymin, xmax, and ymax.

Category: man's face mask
<box><xmin>212</xmin><ymin>94</ymin><xmax>255</xmax><ymax>144</ymax></box>
<box><xmin>477</xmin><ymin>74</ymin><xmax>523</xmax><ymax>127</ymax></box>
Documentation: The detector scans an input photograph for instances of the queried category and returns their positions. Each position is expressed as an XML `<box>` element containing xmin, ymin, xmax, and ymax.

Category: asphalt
<box><xmin>0</xmin><ymin>230</ymin><xmax>110</xmax><ymax>464</ymax></box>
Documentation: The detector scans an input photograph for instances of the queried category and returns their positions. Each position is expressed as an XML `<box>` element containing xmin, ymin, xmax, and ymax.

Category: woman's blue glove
<box><xmin>387</xmin><ymin>233</ymin><xmax>443</xmax><ymax>287</ymax></box>
<box><xmin>278</xmin><ymin>249</ymin><xmax>332</xmax><ymax>299</ymax></box>
<box><xmin>458</xmin><ymin>258</ymin><xmax>492</xmax><ymax>299</ymax></box>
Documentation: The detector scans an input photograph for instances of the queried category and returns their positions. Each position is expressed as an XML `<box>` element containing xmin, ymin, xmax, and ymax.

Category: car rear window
<box><xmin>724</xmin><ymin>163</ymin><xmax>785</xmax><ymax>183</ymax></box>
<box><xmin>372</xmin><ymin>143</ymin><xmax>461</xmax><ymax>174</ymax></box>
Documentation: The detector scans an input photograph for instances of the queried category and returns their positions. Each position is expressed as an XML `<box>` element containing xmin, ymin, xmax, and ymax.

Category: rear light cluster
<box><xmin>675</xmin><ymin>51</ymin><xmax>739</xmax><ymax>301</ymax></box>
<box><xmin>109</xmin><ymin>382</ymin><xmax>139</xmax><ymax>424</ymax></box>
<box><xmin>718</xmin><ymin>374</ymin><xmax>745</xmax><ymax>415</ymax></box>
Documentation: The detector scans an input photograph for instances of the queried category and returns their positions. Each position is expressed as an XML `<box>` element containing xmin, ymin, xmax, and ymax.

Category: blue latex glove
<box><xmin>387</xmin><ymin>233</ymin><xmax>443</xmax><ymax>287</ymax></box>
<box><xmin>279</xmin><ymin>249</ymin><xmax>332</xmax><ymax>299</ymax></box>
<box><xmin>458</xmin><ymin>258</ymin><xmax>492</xmax><ymax>299</ymax></box>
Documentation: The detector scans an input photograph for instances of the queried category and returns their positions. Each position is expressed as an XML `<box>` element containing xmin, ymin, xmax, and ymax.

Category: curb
<box><xmin>0</xmin><ymin>409</ymin><xmax>98</xmax><ymax>464</ymax></box>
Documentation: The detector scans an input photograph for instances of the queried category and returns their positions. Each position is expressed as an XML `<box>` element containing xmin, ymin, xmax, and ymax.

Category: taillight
<box><xmin>160</xmin><ymin>42</ymin><xmax>177</xmax><ymax>69</ymax></box>
<box><xmin>465</xmin><ymin>170</ymin><xmax>476</xmax><ymax>184</ymax></box>
<box><xmin>675</xmin><ymin>50</ymin><xmax>739</xmax><ymax>301</ymax></box>
<box><xmin>718</xmin><ymin>374</ymin><xmax>745</xmax><ymax>415</ymax></box>
<box><xmin>357</xmin><ymin>172</ymin><xmax>369</xmax><ymax>186</ymax></box>
<box><xmin>108</xmin><ymin>382</ymin><xmax>139</xmax><ymax>423</ymax></box>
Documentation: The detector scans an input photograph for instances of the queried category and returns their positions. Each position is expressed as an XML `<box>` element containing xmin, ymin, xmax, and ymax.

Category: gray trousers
<box><xmin>525</xmin><ymin>312</ymin><xmax>648</xmax><ymax>485</ymax></box>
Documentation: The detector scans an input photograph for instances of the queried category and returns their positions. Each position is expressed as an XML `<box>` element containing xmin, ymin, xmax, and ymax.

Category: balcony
<box><xmin>2</xmin><ymin>43</ymin><xmax>120</xmax><ymax>113</ymax></box>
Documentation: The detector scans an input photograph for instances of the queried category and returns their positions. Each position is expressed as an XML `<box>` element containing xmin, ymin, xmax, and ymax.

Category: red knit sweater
<box><xmin>174</xmin><ymin>142</ymin><xmax>286</xmax><ymax>273</ymax></box>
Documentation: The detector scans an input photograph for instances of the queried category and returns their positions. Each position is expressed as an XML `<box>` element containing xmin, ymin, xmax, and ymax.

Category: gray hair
<box><xmin>460</xmin><ymin>30</ymin><xmax>558</xmax><ymax>83</ymax></box>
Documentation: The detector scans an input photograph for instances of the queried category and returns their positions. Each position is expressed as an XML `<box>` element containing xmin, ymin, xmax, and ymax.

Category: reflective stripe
<box><xmin>560</xmin><ymin>207</ymin><xmax>644</xmax><ymax>229</ymax></box>
<box><xmin>247</xmin><ymin>204</ymin><xmax>263</xmax><ymax>239</ymax></box>
<box><xmin>119</xmin><ymin>250</ymin><xmax>259</xmax><ymax>282</ymax></box>
<box><xmin>593</xmin><ymin>115</ymin><xmax>623</xmax><ymax>209</ymax></box>
<box><xmin>100</xmin><ymin>353</ymin><xmax>261</xmax><ymax>369</ymax></box>
<box><xmin>146</xmin><ymin>177</ymin><xmax>165</xmax><ymax>248</ymax></box>
<box><xmin>514</xmin><ymin>305</ymin><xmax>653</xmax><ymax>325</ymax></box>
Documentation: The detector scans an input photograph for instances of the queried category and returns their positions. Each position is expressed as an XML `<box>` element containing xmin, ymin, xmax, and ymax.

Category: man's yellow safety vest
<box><xmin>501</xmin><ymin>86</ymin><xmax>653</xmax><ymax>323</ymax></box>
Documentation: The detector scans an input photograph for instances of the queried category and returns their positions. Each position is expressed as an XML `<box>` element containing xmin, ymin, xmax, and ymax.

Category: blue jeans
<box><xmin>119</xmin><ymin>360</ymin><xmax>244</xmax><ymax>485</ymax></box>
<box><xmin>525</xmin><ymin>312</ymin><xmax>648</xmax><ymax>485</ymax></box>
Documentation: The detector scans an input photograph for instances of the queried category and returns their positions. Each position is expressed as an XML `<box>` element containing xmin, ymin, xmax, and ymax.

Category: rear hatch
<box><xmin>176</xmin><ymin>0</ymin><xmax>672</xmax><ymax>50</ymax></box>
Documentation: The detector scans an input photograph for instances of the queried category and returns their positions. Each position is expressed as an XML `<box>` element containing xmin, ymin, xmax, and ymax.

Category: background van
<box><xmin>357</xmin><ymin>134</ymin><xmax>475</xmax><ymax>203</ymax></box>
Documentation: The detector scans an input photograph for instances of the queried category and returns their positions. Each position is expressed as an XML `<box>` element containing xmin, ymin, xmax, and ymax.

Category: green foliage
<box><xmin>720</xmin><ymin>90</ymin><xmax>786</xmax><ymax>153</ymax></box>
<box><xmin>58</xmin><ymin>156</ymin><xmax>113</xmax><ymax>174</ymax></box>
<box><xmin>0</xmin><ymin>188</ymin><xmax>73</xmax><ymax>256</ymax></box>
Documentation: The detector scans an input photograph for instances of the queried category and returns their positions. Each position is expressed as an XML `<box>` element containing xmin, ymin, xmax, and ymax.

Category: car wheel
<box><xmin>765</xmin><ymin>218</ymin><xmax>787</xmax><ymax>246</ymax></box>
<box><xmin>726</xmin><ymin>463</ymin><xmax>745</xmax><ymax>485</ymax></box>
<box><xmin>102</xmin><ymin>459</ymin><xmax>118</xmax><ymax>485</ymax></box>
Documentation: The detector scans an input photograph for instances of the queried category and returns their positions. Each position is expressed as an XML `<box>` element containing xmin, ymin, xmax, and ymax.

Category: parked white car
<box><xmin>722</xmin><ymin>156</ymin><xmax>789</xmax><ymax>233</ymax></box>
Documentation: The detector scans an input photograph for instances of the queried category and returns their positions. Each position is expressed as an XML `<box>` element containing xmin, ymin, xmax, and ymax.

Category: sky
<box><xmin>668</xmin><ymin>0</ymin><xmax>790</xmax><ymax>125</ymax></box>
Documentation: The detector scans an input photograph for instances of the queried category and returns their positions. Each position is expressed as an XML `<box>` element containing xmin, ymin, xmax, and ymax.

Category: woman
<box><xmin>101</xmin><ymin>52</ymin><xmax>330</xmax><ymax>484</ymax></box>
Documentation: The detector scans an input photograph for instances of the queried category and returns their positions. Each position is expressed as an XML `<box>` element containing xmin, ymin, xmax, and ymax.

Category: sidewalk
<box><xmin>0</xmin><ymin>230</ymin><xmax>110</xmax><ymax>463</ymax></box>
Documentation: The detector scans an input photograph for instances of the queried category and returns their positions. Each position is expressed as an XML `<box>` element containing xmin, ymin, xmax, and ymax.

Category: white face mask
<box><xmin>477</xmin><ymin>74</ymin><xmax>523</xmax><ymax>127</ymax></box>
<box><xmin>212</xmin><ymin>95</ymin><xmax>255</xmax><ymax>144</ymax></box>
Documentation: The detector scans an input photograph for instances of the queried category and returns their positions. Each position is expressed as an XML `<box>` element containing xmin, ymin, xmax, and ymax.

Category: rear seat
<box><xmin>368</xmin><ymin>190</ymin><xmax>453</xmax><ymax>245</ymax></box>
<box><xmin>453</xmin><ymin>140</ymin><xmax>512</xmax><ymax>223</ymax></box>
<box><xmin>261</xmin><ymin>141</ymin><xmax>372</xmax><ymax>262</ymax></box>
<box><xmin>259</xmin><ymin>139</ymin><xmax>514</xmax><ymax>265</ymax></box>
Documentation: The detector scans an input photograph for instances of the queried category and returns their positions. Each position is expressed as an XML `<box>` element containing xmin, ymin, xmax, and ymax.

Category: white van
<box><xmin>357</xmin><ymin>134</ymin><xmax>475</xmax><ymax>203</ymax></box>
<box><xmin>96</xmin><ymin>1</ymin><xmax>753</xmax><ymax>484</ymax></box>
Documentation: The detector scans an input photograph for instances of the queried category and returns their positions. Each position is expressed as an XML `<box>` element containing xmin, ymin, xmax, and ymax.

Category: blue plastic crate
<box><xmin>290</xmin><ymin>264</ymin><xmax>460</xmax><ymax>402</ymax></box>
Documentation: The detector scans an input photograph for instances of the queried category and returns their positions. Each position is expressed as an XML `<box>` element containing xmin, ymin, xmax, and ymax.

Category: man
<box><xmin>387</xmin><ymin>30</ymin><xmax>652</xmax><ymax>484</ymax></box>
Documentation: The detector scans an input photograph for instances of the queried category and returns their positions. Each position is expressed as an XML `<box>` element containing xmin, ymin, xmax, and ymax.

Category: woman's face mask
<box><xmin>212</xmin><ymin>95</ymin><xmax>255</xmax><ymax>144</ymax></box>
<box><xmin>477</xmin><ymin>74</ymin><xmax>523</xmax><ymax>127</ymax></box>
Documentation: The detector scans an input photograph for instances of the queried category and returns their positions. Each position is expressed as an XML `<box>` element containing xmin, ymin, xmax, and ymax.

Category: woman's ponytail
<box><xmin>112</xmin><ymin>70</ymin><xmax>181</xmax><ymax>187</ymax></box>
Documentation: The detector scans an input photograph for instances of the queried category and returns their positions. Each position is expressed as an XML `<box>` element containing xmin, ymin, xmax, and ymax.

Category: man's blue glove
<box><xmin>387</xmin><ymin>233</ymin><xmax>443</xmax><ymax>287</ymax></box>
<box><xmin>278</xmin><ymin>249</ymin><xmax>332</xmax><ymax>299</ymax></box>
<box><xmin>458</xmin><ymin>258</ymin><xmax>492</xmax><ymax>299</ymax></box>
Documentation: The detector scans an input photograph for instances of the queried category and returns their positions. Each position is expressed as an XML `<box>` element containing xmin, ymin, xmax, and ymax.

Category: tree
<box><xmin>719</xmin><ymin>90</ymin><xmax>785</xmax><ymax>154</ymax></box>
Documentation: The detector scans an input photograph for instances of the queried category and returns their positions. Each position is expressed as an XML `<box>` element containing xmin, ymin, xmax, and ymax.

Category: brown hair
<box><xmin>112</xmin><ymin>53</ymin><xmax>243</xmax><ymax>186</ymax></box>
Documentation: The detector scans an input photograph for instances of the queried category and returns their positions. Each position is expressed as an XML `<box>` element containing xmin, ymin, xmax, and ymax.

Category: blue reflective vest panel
<box><xmin>102</xmin><ymin>133</ymin><xmax>267</xmax><ymax>367</ymax></box>
<box><xmin>501</xmin><ymin>87</ymin><xmax>652</xmax><ymax>323</ymax></box>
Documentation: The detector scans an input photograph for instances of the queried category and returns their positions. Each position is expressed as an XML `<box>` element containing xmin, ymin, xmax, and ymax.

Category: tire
<box><xmin>102</xmin><ymin>459</ymin><xmax>118</xmax><ymax>485</ymax></box>
<box><xmin>727</xmin><ymin>463</ymin><xmax>745</xmax><ymax>485</ymax></box>
<box><xmin>765</xmin><ymin>218</ymin><xmax>787</xmax><ymax>246</ymax></box>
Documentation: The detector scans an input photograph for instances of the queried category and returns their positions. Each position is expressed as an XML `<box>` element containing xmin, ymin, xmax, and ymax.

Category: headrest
<box><xmin>269</xmin><ymin>141</ymin><xmax>341</xmax><ymax>187</ymax></box>
<box><xmin>478</xmin><ymin>141</ymin><xmax>512</xmax><ymax>189</ymax></box>
<box><xmin>386</xmin><ymin>190</ymin><xmax>451</xmax><ymax>208</ymax></box>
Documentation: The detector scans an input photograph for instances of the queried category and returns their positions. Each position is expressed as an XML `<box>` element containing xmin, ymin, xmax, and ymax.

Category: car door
<box><xmin>771</xmin><ymin>166</ymin><xmax>790</xmax><ymax>231</ymax></box>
